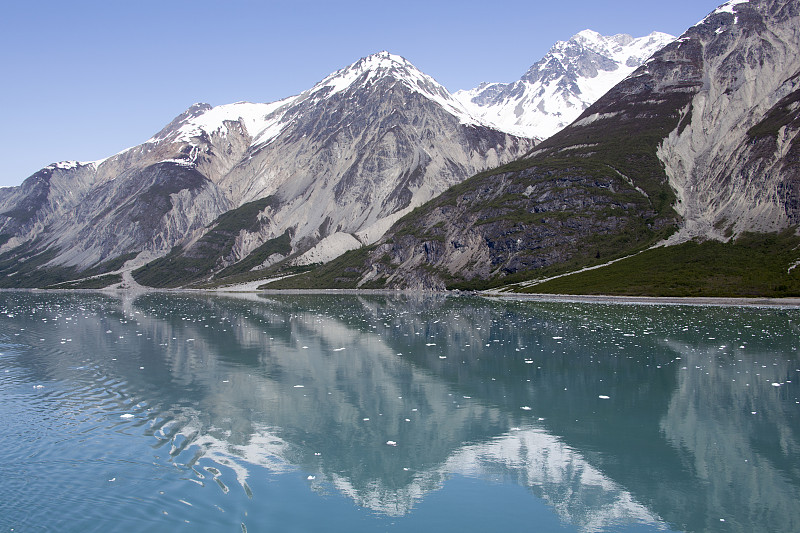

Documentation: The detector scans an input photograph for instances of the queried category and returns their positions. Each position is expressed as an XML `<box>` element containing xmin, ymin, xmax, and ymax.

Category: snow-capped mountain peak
<box><xmin>454</xmin><ymin>30</ymin><xmax>675</xmax><ymax>140</ymax></box>
<box><xmin>315</xmin><ymin>51</ymin><xmax>416</xmax><ymax>96</ymax></box>
<box><xmin>148</xmin><ymin>51</ymin><xmax>483</xmax><ymax>151</ymax></box>
<box><xmin>308</xmin><ymin>51</ymin><xmax>480</xmax><ymax>125</ymax></box>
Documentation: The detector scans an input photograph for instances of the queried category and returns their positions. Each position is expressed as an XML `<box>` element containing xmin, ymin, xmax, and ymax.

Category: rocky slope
<box><xmin>454</xmin><ymin>30</ymin><xmax>675</xmax><ymax>140</ymax></box>
<box><xmin>658</xmin><ymin>0</ymin><xmax>800</xmax><ymax>240</ymax></box>
<box><xmin>0</xmin><ymin>52</ymin><xmax>533</xmax><ymax>288</ymax></box>
<box><xmin>284</xmin><ymin>0</ymin><xmax>799</xmax><ymax>291</ymax></box>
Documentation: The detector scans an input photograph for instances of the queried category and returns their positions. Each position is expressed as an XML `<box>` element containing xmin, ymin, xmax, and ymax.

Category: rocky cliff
<box><xmin>287</xmin><ymin>0</ymin><xmax>799</xmax><ymax>291</ymax></box>
<box><xmin>0</xmin><ymin>52</ymin><xmax>533</xmax><ymax>288</ymax></box>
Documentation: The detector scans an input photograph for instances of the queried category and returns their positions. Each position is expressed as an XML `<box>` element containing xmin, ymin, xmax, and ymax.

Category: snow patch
<box><xmin>149</xmin><ymin>99</ymin><xmax>299</xmax><ymax>147</ymax></box>
<box><xmin>454</xmin><ymin>31</ymin><xmax>674</xmax><ymax>140</ymax></box>
<box><xmin>714</xmin><ymin>0</ymin><xmax>749</xmax><ymax>16</ymax></box>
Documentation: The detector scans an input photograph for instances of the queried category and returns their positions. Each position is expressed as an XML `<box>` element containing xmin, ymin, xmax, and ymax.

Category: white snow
<box><xmin>313</xmin><ymin>51</ymin><xmax>483</xmax><ymax>127</ymax></box>
<box><xmin>697</xmin><ymin>0</ymin><xmax>750</xmax><ymax>26</ymax></box>
<box><xmin>714</xmin><ymin>0</ymin><xmax>749</xmax><ymax>16</ymax></box>
<box><xmin>47</xmin><ymin>160</ymin><xmax>100</xmax><ymax>172</ymax></box>
<box><xmin>454</xmin><ymin>31</ymin><xmax>674</xmax><ymax>140</ymax></box>
<box><xmin>145</xmin><ymin>51</ymin><xmax>488</xmax><ymax>155</ymax></box>
<box><xmin>149</xmin><ymin>99</ymin><xmax>298</xmax><ymax>147</ymax></box>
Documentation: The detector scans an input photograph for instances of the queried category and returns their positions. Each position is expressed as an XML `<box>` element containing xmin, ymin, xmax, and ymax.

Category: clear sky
<box><xmin>0</xmin><ymin>0</ymin><xmax>725</xmax><ymax>187</ymax></box>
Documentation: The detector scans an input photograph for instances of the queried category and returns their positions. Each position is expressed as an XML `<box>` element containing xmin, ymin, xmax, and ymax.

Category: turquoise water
<box><xmin>1</xmin><ymin>291</ymin><xmax>798</xmax><ymax>532</ymax></box>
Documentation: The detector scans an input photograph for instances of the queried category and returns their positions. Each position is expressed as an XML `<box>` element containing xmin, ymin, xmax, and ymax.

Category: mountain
<box><xmin>275</xmin><ymin>0</ymin><xmax>800</xmax><ymax>293</ymax></box>
<box><xmin>454</xmin><ymin>30</ymin><xmax>675</xmax><ymax>140</ymax></box>
<box><xmin>0</xmin><ymin>52</ymin><xmax>534</xmax><ymax>288</ymax></box>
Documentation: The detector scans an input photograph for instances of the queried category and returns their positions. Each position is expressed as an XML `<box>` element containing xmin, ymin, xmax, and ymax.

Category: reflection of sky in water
<box><xmin>0</xmin><ymin>291</ymin><xmax>798</xmax><ymax>532</ymax></box>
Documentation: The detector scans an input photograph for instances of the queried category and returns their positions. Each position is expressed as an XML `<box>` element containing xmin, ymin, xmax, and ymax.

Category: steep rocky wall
<box><xmin>658</xmin><ymin>0</ymin><xmax>800</xmax><ymax>241</ymax></box>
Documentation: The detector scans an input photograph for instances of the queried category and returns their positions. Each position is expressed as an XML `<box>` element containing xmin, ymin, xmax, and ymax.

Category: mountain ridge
<box><xmin>454</xmin><ymin>30</ymin><xmax>675</xmax><ymax>140</ymax></box>
<box><xmin>0</xmin><ymin>51</ymin><xmax>534</xmax><ymax>288</ymax></box>
<box><xmin>270</xmin><ymin>0</ymin><xmax>800</xmax><ymax>294</ymax></box>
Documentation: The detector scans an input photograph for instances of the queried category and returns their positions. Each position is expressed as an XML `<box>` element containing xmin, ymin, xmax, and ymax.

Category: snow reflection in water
<box><xmin>0</xmin><ymin>291</ymin><xmax>798</xmax><ymax>532</ymax></box>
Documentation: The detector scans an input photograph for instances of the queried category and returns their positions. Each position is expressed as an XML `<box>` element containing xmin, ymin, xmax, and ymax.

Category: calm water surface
<box><xmin>0</xmin><ymin>291</ymin><xmax>798</xmax><ymax>532</ymax></box>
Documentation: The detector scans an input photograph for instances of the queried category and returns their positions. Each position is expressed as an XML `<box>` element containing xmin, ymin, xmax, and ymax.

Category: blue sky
<box><xmin>0</xmin><ymin>0</ymin><xmax>724</xmax><ymax>187</ymax></box>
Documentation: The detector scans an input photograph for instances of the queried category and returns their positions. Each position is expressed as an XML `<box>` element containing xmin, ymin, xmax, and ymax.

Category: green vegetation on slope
<box><xmin>260</xmin><ymin>245</ymin><xmax>379</xmax><ymax>290</ymax></box>
<box><xmin>133</xmin><ymin>197</ymin><xmax>279</xmax><ymax>287</ymax></box>
<box><xmin>0</xmin><ymin>242</ymin><xmax>78</xmax><ymax>288</ymax></box>
<box><xmin>521</xmin><ymin>231</ymin><xmax>800</xmax><ymax>297</ymax></box>
<box><xmin>215</xmin><ymin>230</ymin><xmax>292</xmax><ymax>279</ymax></box>
<box><xmin>47</xmin><ymin>274</ymin><xmax>123</xmax><ymax>289</ymax></box>
<box><xmin>746</xmin><ymin>85</ymin><xmax>800</xmax><ymax>139</ymax></box>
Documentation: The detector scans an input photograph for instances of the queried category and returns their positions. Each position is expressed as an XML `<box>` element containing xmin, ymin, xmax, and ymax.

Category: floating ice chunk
<box><xmin>307</xmin><ymin>475</ymin><xmax>316</xmax><ymax>480</ymax></box>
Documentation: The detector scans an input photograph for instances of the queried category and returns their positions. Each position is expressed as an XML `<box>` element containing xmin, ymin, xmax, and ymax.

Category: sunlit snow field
<box><xmin>1</xmin><ymin>291</ymin><xmax>798</xmax><ymax>532</ymax></box>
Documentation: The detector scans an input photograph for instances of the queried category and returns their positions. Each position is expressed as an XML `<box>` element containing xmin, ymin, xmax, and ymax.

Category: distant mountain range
<box><xmin>454</xmin><ymin>30</ymin><xmax>675</xmax><ymax>140</ymax></box>
<box><xmin>1</xmin><ymin>0</ymin><xmax>798</xmax><ymax>295</ymax></box>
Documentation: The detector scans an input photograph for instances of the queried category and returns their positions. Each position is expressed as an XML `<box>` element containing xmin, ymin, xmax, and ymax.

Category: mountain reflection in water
<box><xmin>0</xmin><ymin>291</ymin><xmax>797</xmax><ymax>532</ymax></box>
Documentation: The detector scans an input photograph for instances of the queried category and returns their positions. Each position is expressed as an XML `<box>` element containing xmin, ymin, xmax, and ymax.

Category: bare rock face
<box><xmin>0</xmin><ymin>52</ymin><xmax>533</xmax><ymax>287</ymax></box>
<box><xmin>213</xmin><ymin>55</ymin><xmax>533</xmax><ymax>270</ymax></box>
<box><xmin>344</xmin><ymin>0</ymin><xmax>799</xmax><ymax>291</ymax></box>
<box><xmin>657</xmin><ymin>0</ymin><xmax>800</xmax><ymax>241</ymax></box>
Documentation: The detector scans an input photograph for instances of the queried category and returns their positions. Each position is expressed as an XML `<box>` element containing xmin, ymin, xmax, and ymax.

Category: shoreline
<box><xmin>3</xmin><ymin>286</ymin><xmax>800</xmax><ymax>308</ymax></box>
<box><xmin>480</xmin><ymin>292</ymin><xmax>800</xmax><ymax>308</ymax></box>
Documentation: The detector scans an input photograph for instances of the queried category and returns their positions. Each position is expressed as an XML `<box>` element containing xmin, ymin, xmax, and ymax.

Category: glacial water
<box><xmin>0</xmin><ymin>291</ymin><xmax>798</xmax><ymax>532</ymax></box>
